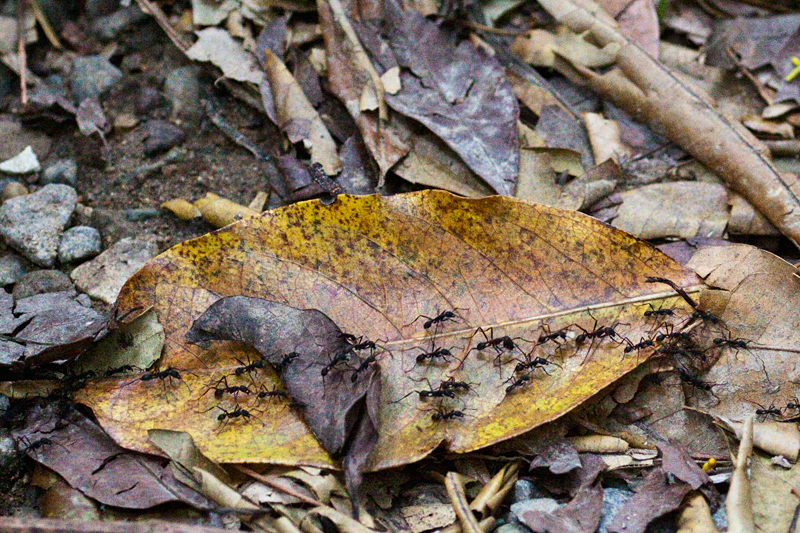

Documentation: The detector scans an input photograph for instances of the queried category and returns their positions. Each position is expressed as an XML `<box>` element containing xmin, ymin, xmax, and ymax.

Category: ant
<box><xmin>205</xmin><ymin>376</ymin><xmax>252</xmax><ymax>399</ymax></box>
<box><xmin>505</xmin><ymin>374</ymin><xmax>532</xmax><ymax>394</ymax></box>
<box><xmin>256</xmin><ymin>385</ymin><xmax>288</xmax><ymax>401</ymax></box>
<box><xmin>209</xmin><ymin>405</ymin><xmax>260</xmax><ymax>427</ymax></box>
<box><xmin>514</xmin><ymin>355</ymin><xmax>560</xmax><ymax>375</ymax></box>
<box><xmin>234</xmin><ymin>357</ymin><xmax>268</xmax><ymax>377</ymax></box>
<box><xmin>321</xmin><ymin>352</ymin><xmax>349</xmax><ymax>377</ymax></box>
<box><xmin>125</xmin><ymin>367</ymin><xmax>191</xmax><ymax>394</ymax></box>
<box><xmin>408</xmin><ymin>309</ymin><xmax>466</xmax><ymax>331</ymax></box>
<box><xmin>391</xmin><ymin>384</ymin><xmax>455</xmax><ymax>403</ymax></box>
<box><xmin>275</xmin><ymin>352</ymin><xmax>300</xmax><ymax>373</ymax></box>
<box><xmin>426</xmin><ymin>404</ymin><xmax>472</xmax><ymax>422</ymax></box>
<box><xmin>712</xmin><ymin>337</ymin><xmax>750</xmax><ymax>349</ymax></box>
<box><xmin>408</xmin><ymin>346</ymin><xmax>452</xmax><ymax>371</ymax></box>
<box><xmin>655</xmin><ymin>325</ymin><xmax>690</xmax><ymax>342</ymax></box>
<box><xmin>104</xmin><ymin>365</ymin><xmax>137</xmax><ymax>377</ymax></box>
<box><xmin>16</xmin><ymin>436</ymin><xmax>55</xmax><ymax>458</ymax></box>
<box><xmin>691</xmin><ymin>310</ymin><xmax>723</xmax><ymax>325</ymax></box>
<box><xmin>786</xmin><ymin>398</ymin><xmax>800</xmax><ymax>413</ymax></box>
<box><xmin>643</xmin><ymin>306</ymin><xmax>675</xmax><ymax>318</ymax></box>
<box><xmin>536</xmin><ymin>325</ymin><xmax>569</xmax><ymax>345</ymax></box>
<box><xmin>574</xmin><ymin>315</ymin><xmax>624</xmax><ymax>344</ymax></box>
<box><xmin>677</xmin><ymin>370</ymin><xmax>720</xmax><ymax>403</ymax></box>
<box><xmin>438</xmin><ymin>377</ymin><xmax>476</xmax><ymax>394</ymax></box>
<box><xmin>351</xmin><ymin>354</ymin><xmax>378</xmax><ymax>383</ymax></box>
<box><xmin>624</xmin><ymin>338</ymin><xmax>655</xmax><ymax>353</ymax></box>
<box><xmin>752</xmin><ymin>402</ymin><xmax>783</xmax><ymax>421</ymax></box>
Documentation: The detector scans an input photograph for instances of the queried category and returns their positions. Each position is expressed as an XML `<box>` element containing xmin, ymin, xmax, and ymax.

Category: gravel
<box><xmin>58</xmin><ymin>226</ymin><xmax>103</xmax><ymax>264</ymax></box>
<box><xmin>12</xmin><ymin>269</ymin><xmax>74</xmax><ymax>300</ymax></box>
<box><xmin>41</xmin><ymin>159</ymin><xmax>78</xmax><ymax>187</ymax></box>
<box><xmin>0</xmin><ymin>184</ymin><xmax>78</xmax><ymax>267</ymax></box>
<box><xmin>69</xmin><ymin>55</ymin><xmax>123</xmax><ymax>103</ymax></box>
<box><xmin>70</xmin><ymin>237</ymin><xmax>158</xmax><ymax>304</ymax></box>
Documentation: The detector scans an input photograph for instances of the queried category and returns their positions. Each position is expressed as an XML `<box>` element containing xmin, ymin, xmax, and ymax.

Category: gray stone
<box><xmin>598</xmin><ymin>487</ymin><xmax>632</xmax><ymax>533</ymax></box>
<box><xmin>12</xmin><ymin>269</ymin><xmax>74</xmax><ymax>300</ymax></box>
<box><xmin>0</xmin><ymin>253</ymin><xmax>29</xmax><ymax>285</ymax></box>
<box><xmin>41</xmin><ymin>159</ymin><xmax>78</xmax><ymax>187</ymax></box>
<box><xmin>71</xmin><ymin>237</ymin><xmax>158</xmax><ymax>304</ymax></box>
<box><xmin>92</xmin><ymin>5</ymin><xmax>148</xmax><ymax>41</ymax></box>
<box><xmin>69</xmin><ymin>56</ymin><xmax>123</xmax><ymax>103</ymax></box>
<box><xmin>164</xmin><ymin>66</ymin><xmax>202</xmax><ymax>124</ymax></box>
<box><xmin>136</xmin><ymin>85</ymin><xmax>164</xmax><ymax>114</ymax></box>
<box><xmin>125</xmin><ymin>207</ymin><xmax>160</xmax><ymax>221</ymax></box>
<box><xmin>0</xmin><ymin>146</ymin><xmax>40</xmax><ymax>174</ymax></box>
<box><xmin>513</xmin><ymin>479</ymin><xmax>547</xmax><ymax>503</ymax></box>
<box><xmin>494</xmin><ymin>523</ymin><xmax>532</xmax><ymax>533</ymax></box>
<box><xmin>58</xmin><ymin>226</ymin><xmax>102</xmax><ymax>264</ymax></box>
<box><xmin>510</xmin><ymin>498</ymin><xmax>561</xmax><ymax>521</ymax></box>
<box><xmin>712</xmin><ymin>503</ymin><xmax>727</xmax><ymax>530</ymax></box>
<box><xmin>143</xmin><ymin>120</ymin><xmax>186</xmax><ymax>156</ymax></box>
<box><xmin>90</xmin><ymin>208</ymin><xmax>135</xmax><ymax>248</ymax></box>
<box><xmin>0</xmin><ymin>184</ymin><xmax>77</xmax><ymax>267</ymax></box>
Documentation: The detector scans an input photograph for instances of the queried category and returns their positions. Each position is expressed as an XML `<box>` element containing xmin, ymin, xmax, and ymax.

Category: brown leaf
<box><xmin>77</xmin><ymin>191</ymin><xmax>700</xmax><ymax>472</ymax></box>
<box><xmin>519</xmin><ymin>482</ymin><xmax>604</xmax><ymax>533</ymax></box>
<box><xmin>606</xmin><ymin>468</ymin><xmax>693</xmax><ymax>533</ymax></box>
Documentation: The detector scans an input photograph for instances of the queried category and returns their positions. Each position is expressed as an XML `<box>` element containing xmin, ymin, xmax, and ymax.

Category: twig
<box><xmin>29</xmin><ymin>0</ymin><xmax>61</xmax><ymax>49</ymax></box>
<box><xmin>135</xmin><ymin>0</ymin><xmax>191</xmax><ymax>53</ymax></box>
<box><xmin>17</xmin><ymin>0</ymin><xmax>27</xmax><ymax>104</ymax></box>
<box><xmin>445</xmin><ymin>472</ymin><xmax>482</xmax><ymax>533</ymax></box>
<box><xmin>234</xmin><ymin>465</ymin><xmax>324</xmax><ymax>507</ymax></box>
<box><xmin>645</xmin><ymin>276</ymin><xmax>699</xmax><ymax>309</ymax></box>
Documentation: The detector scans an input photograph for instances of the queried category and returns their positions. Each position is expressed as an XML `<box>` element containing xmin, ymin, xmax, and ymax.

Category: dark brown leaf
<box><xmin>606</xmin><ymin>468</ymin><xmax>692</xmax><ymax>533</ymax></box>
<box><xmin>519</xmin><ymin>482</ymin><xmax>604</xmax><ymax>533</ymax></box>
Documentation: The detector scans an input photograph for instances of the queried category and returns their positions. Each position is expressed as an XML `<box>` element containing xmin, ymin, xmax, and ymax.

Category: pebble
<box><xmin>91</xmin><ymin>5</ymin><xmax>148</xmax><ymax>41</ymax></box>
<box><xmin>164</xmin><ymin>66</ymin><xmax>202</xmax><ymax>124</ymax></box>
<box><xmin>70</xmin><ymin>237</ymin><xmax>158</xmax><ymax>304</ymax></box>
<box><xmin>0</xmin><ymin>184</ymin><xmax>77</xmax><ymax>267</ymax></box>
<box><xmin>90</xmin><ymin>208</ymin><xmax>135</xmax><ymax>248</ymax></box>
<box><xmin>12</xmin><ymin>269</ymin><xmax>74</xmax><ymax>300</ymax></box>
<box><xmin>0</xmin><ymin>254</ymin><xmax>30</xmax><ymax>285</ymax></box>
<box><xmin>597</xmin><ymin>487</ymin><xmax>632</xmax><ymax>533</ymax></box>
<box><xmin>136</xmin><ymin>86</ymin><xmax>164</xmax><ymax>114</ymax></box>
<box><xmin>69</xmin><ymin>56</ymin><xmax>123</xmax><ymax>103</ymax></box>
<box><xmin>41</xmin><ymin>159</ymin><xmax>78</xmax><ymax>187</ymax></box>
<box><xmin>0</xmin><ymin>146</ymin><xmax>40</xmax><ymax>174</ymax></box>
<box><xmin>58</xmin><ymin>226</ymin><xmax>102</xmax><ymax>264</ymax></box>
<box><xmin>0</xmin><ymin>429</ymin><xmax>16</xmax><ymax>476</ymax></box>
<box><xmin>142</xmin><ymin>119</ymin><xmax>186</xmax><ymax>156</ymax></box>
<box><xmin>509</xmin><ymin>498</ymin><xmax>561</xmax><ymax>521</ymax></box>
<box><xmin>125</xmin><ymin>207</ymin><xmax>160</xmax><ymax>221</ymax></box>
<box><xmin>494</xmin><ymin>523</ymin><xmax>532</xmax><ymax>533</ymax></box>
<box><xmin>512</xmin><ymin>480</ymin><xmax>548</xmax><ymax>503</ymax></box>
<box><xmin>2</xmin><ymin>182</ymin><xmax>28</xmax><ymax>201</ymax></box>
<box><xmin>114</xmin><ymin>113</ymin><xmax>140</xmax><ymax>130</ymax></box>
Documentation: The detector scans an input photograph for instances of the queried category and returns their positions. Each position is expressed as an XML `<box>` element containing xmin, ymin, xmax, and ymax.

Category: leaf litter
<box><xmin>6</xmin><ymin>0</ymin><xmax>800</xmax><ymax>529</ymax></box>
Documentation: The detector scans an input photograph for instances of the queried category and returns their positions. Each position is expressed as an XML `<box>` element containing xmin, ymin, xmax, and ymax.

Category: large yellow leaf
<box><xmin>77</xmin><ymin>191</ymin><xmax>699</xmax><ymax>470</ymax></box>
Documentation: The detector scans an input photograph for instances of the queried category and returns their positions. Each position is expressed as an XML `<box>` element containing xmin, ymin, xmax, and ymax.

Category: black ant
<box><xmin>643</xmin><ymin>306</ymin><xmax>675</xmax><ymax>318</ymax></box>
<box><xmin>321</xmin><ymin>352</ymin><xmax>349</xmax><ymax>377</ymax></box>
<box><xmin>514</xmin><ymin>355</ymin><xmax>560</xmax><ymax>375</ymax></box>
<box><xmin>427</xmin><ymin>405</ymin><xmax>471</xmax><ymax>422</ymax></box>
<box><xmin>205</xmin><ymin>376</ymin><xmax>252</xmax><ymax>399</ymax></box>
<box><xmin>408</xmin><ymin>309</ymin><xmax>465</xmax><ymax>331</ymax></box>
<box><xmin>505</xmin><ymin>374</ymin><xmax>532</xmax><ymax>394</ymax></box>
<box><xmin>752</xmin><ymin>402</ymin><xmax>782</xmax><ymax>421</ymax></box>
<box><xmin>256</xmin><ymin>385</ymin><xmax>288</xmax><ymax>401</ymax></box>
<box><xmin>712</xmin><ymin>337</ymin><xmax>749</xmax><ymax>349</ymax></box>
<box><xmin>209</xmin><ymin>405</ymin><xmax>259</xmax><ymax>427</ymax></box>
<box><xmin>655</xmin><ymin>324</ymin><xmax>690</xmax><ymax>342</ymax></box>
<box><xmin>104</xmin><ymin>365</ymin><xmax>137</xmax><ymax>377</ymax></box>
<box><xmin>624</xmin><ymin>338</ymin><xmax>655</xmax><ymax>353</ymax></box>
<box><xmin>438</xmin><ymin>377</ymin><xmax>476</xmax><ymax>394</ymax></box>
<box><xmin>125</xmin><ymin>367</ymin><xmax>191</xmax><ymax>394</ymax></box>
<box><xmin>786</xmin><ymin>398</ymin><xmax>800</xmax><ymax>413</ymax></box>
<box><xmin>409</xmin><ymin>347</ymin><xmax>452</xmax><ymax>370</ymax></box>
<box><xmin>391</xmin><ymin>384</ymin><xmax>455</xmax><ymax>403</ymax></box>
<box><xmin>690</xmin><ymin>310</ymin><xmax>725</xmax><ymax>328</ymax></box>
<box><xmin>275</xmin><ymin>352</ymin><xmax>300</xmax><ymax>373</ymax></box>
<box><xmin>574</xmin><ymin>315</ymin><xmax>623</xmax><ymax>343</ymax></box>
<box><xmin>677</xmin><ymin>370</ymin><xmax>720</xmax><ymax>403</ymax></box>
<box><xmin>536</xmin><ymin>325</ymin><xmax>569</xmax><ymax>345</ymax></box>
<box><xmin>234</xmin><ymin>358</ymin><xmax>268</xmax><ymax>377</ymax></box>
<box><xmin>351</xmin><ymin>355</ymin><xmax>377</xmax><ymax>383</ymax></box>
<box><xmin>16</xmin><ymin>436</ymin><xmax>55</xmax><ymax>458</ymax></box>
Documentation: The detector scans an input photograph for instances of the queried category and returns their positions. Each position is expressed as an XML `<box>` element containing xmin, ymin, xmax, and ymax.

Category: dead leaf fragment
<box><xmin>263</xmin><ymin>49</ymin><xmax>342</xmax><ymax>175</ymax></box>
<box><xmin>194</xmin><ymin>192</ymin><xmax>259</xmax><ymax>227</ymax></box>
<box><xmin>186</xmin><ymin>27</ymin><xmax>263</xmax><ymax>84</ymax></box>
<box><xmin>727</xmin><ymin>417</ymin><xmax>755</xmax><ymax>533</ymax></box>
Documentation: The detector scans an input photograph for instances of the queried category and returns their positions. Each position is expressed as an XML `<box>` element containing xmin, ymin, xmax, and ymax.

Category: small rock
<box><xmin>41</xmin><ymin>159</ymin><xmax>78</xmax><ymax>187</ymax></box>
<box><xmin>70</xmin><ymin>237</ymin><xmax>158</xmax><ymax>304</ymax></box>
<box><xmin>58</xmin><ymin>226</ymin><xmax>102</xmax><ymax>264</ymax></box>
<box><xmin>164</xmin><ymin>66</ymin><xmax>202</xmax><ymax>124</ymax></box>
<box><xmin>136</xmin><ymin>85</ymin><xmax>164</xmax><ymax>114</ymax></box>
<box><xmin>494</xmin><ymin>523</ymin><xmax>532</xmax><ymax>533</ymax></box>
<box><xmin>143</xmin><ymin>119</ymin><xmax>186</xmax><ymax>156</ymax></box>
<box><xmin>0</xmin><ymin>146</ymin><xmax>40</xmax><ymax>174</ymax></box>
<box><xmin>125</xmin><ymin>207</ymin><xmax>160</xmax><ymax>221</ymax></box>
<box><xmin>513</xmin><ymin>480</ymin><xmax>546</xmax><ymax>503</ymax></box>
<box><xmin>598</xmin><ymin>487</ymin><xmax>632</xmax><ymax>533</ymax></box>
<box><xmin>509</xmin><ymin>498</ymin><xmax>561</xmax><ymax>521</ymax></box>
<box><xmin>91</xmin><ymin>5</ymin><xmax>148</xmax><ymax>41</ymax></box>
<box><xmin>2</xmin><ymin>182</ymin><xmax>28</xmax><ymax>202</ymax></box>
<box><xmin>0</xmin><ymin>184</ymin><xmax>77</xmax><ymax>267</ymax></box>
<box><xmin>13</xmin><ymin>269</ymin><xmax>74</xmax><ymax>300</ymax></box>
<box><xmin>114</xmin><ymin>113</ymin><xmax>140</xmax><ymax>130</ymax></box>
<box><xmin>0</xmin><ymin>254</ymin><xmax>30</xmax><ymax>285</ymax></box>
<box><xmin>69</xmin><ymin>56</ymin><xmax>123</xmax><ymax>103</ymax></box>
<box><xmin>0</xmin><ymin>429</ymin><xmax>16</xmax><ymax>474</ymax></box>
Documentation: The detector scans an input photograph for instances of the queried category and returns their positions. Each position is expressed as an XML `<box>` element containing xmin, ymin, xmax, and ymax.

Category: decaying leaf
<box><xmin>535</xmin><ymin>0</ymin><xmax>800</xmax><ymax>248</ymax></box>
<box><xmin>77</xmin><ymin>191</ymin><xmax>700</xmax><ymax>473</ymax></box>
